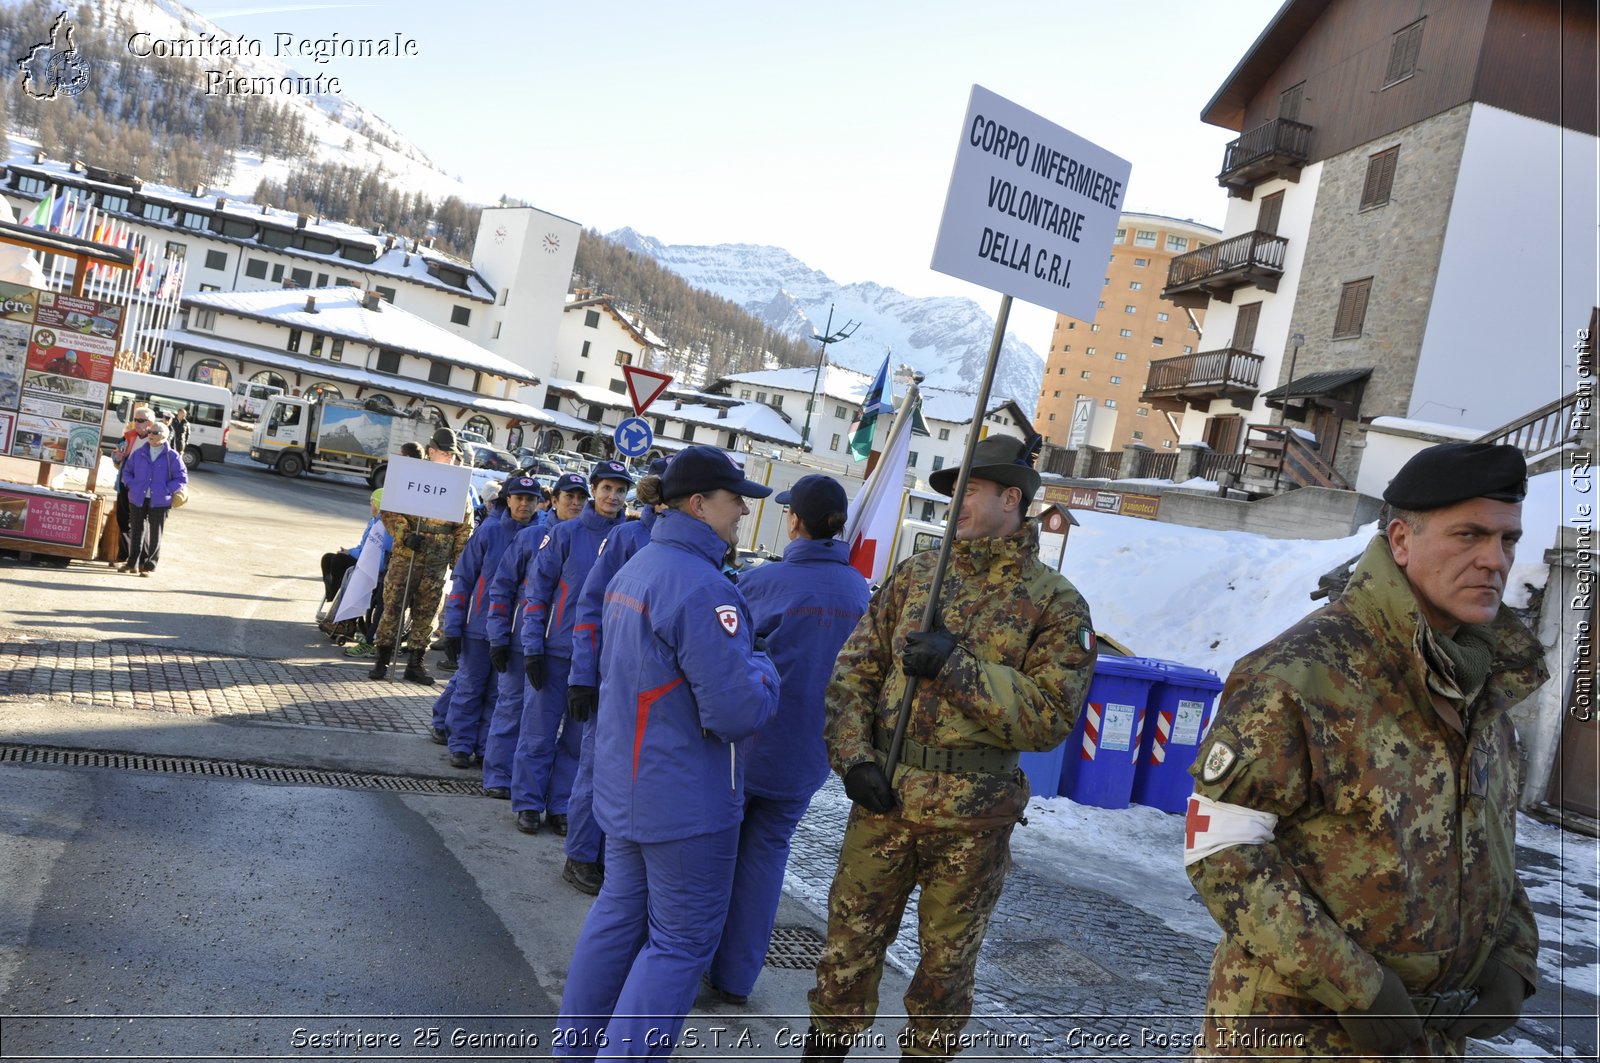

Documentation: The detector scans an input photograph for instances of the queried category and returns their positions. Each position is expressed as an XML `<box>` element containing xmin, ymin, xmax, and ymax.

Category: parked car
<box><xmin>516</xmin><ymin>451</ymin><xmax>562</xmax><ymax>478</ymax></box>
<box><xmin>462</xmin><ymin>441</ymin><xmax>521</xmax><ymax>505</ymax></box>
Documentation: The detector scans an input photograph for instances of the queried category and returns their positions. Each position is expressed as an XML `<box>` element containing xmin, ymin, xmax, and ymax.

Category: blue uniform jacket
<box><xmin>484</xmin><ymin>517</ymin><xmax>552</xmax><ymax>648</ymax></box>
<box><xmin>443</xmin><ymin>509</ymin><xmax>528</xmax><ymax>640</ymax></box>
<box><xmin>591</xmin><ymin>510</ymin><xmax>781</xmax><ymax>843</ymax></box>
<box><xmin>737</xmin><ymin>537</ymin><xmax>871</xmax><ymax>800</ymax></box>
<box><xmin>568</xmin><ymin>506</ymin><xmax>658</xmax><ymax>689</ymax></box>
<box><xmin>348</xmin><ymin>516</ymin><xmax>393</xmax><ymax>567</ymax></box>
<box><xmin>520</xmin><ymin>502</ymin><xmax>621</xmax><ymax>660</ymax></box>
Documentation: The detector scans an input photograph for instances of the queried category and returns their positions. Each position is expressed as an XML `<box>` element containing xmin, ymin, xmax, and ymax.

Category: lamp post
<box><xmin>1279</xmin><ymin>331</ymin><xmax>1305</xmax><ymax>427</ymax></box>
<box><xmin>799</xmin><ymin>303</ymin><xmax>859</xmax><ymax>451</ymax></box>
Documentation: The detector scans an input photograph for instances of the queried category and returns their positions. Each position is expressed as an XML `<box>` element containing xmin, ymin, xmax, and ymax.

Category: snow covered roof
<box><xmin>716</xmin><ymin>365</ymin><xmax>1027</xmax><ymax>429</ymax></box>
<box><xmin>183</xmin><ymin>287</ymin><xmax>537</xmax><ymax>383</ymax></box>
<box><xmin>544</xmin><ymin>377</ymin><xmax>800</xmax><ymax>445</ymax></box>
<box><xmin>145</xmin><ymin>326</ymin><xmax>555</xmax><ymax>425</ymax></box>
<box><xmin>563</xmin><ymin>295</ymin><xmax>667</xmax><ymax>350</ymax></box>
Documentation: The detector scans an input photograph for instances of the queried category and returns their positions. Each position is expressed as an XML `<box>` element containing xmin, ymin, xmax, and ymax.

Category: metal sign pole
<box><xmin>883</xmin><ymin>293</ymin><xmax>1012</xmax><ymax>776</ymax></box>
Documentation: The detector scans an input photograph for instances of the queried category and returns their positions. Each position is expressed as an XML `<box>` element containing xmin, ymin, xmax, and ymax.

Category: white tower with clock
<box><xmin>470</xmin><ymin>205</ymin><xmax>583</xmax><ymax>384</ymax></box>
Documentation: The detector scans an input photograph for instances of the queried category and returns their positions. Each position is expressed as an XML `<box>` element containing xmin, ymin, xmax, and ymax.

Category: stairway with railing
<box><xmin>1473</xmin><ymin>390</ymin><xmax>1584</xmax><ymax>458</ymax></box>
<box><xmin>1239</xmin><ymin>424</ymin><xmax>1350</xmax><ymax>494</ymax></box>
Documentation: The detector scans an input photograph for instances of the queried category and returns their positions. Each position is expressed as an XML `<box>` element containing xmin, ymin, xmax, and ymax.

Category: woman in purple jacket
<box><xmin>704</xmin><ymin>474</ymin><xmax>870</xmax><ymax>1006</ymax></box>
<box><xmin>555</xmin><ymin>446</ymin><xmax>780</xmax><ymax>1062</ymax></box>
<box><xmin>119</xmin><ymin>419</ymin><xmax>188</xmax><ymax>577</ymax></box>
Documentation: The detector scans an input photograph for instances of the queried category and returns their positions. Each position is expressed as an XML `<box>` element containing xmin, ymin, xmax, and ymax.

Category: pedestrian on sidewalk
<box><xmin>804</xmin><ymin>434</ymin><xmax>1096</xmax><ymax>1062</ymax></box>
<box><xmin>119</xmin><ymin>419</ymin><xmax>188</xmax><ymax>577</ymax></box>
<box><xmin>561</xmin><ymin>457</ymin><xmax>670</xmax><ymax>894</ymax></box>
<box><xmin>555</xmin><ymin>445</ymin><xmax>779</xmax><ymax>1062</ymax></box>
<box><xmin>512</xmin><ymin>460</ymin><xmax>631</xmax><ymax>836</ymax></box>
<box><xmin>369</xmin><ymin>428</ymin><xmax>473</xmax><ymax>684</ymax></box>
<box><xmin>168</xmin><ymin>407</ymin><xmax>190</xmax><ymax>461</ymax></box>
<box><xmin>112</xmin><ymin>405</ymin><xmax>153</xmax><ymax>565</ymax></box>
<box><xmin>1184</xmin><ymin>442</ymin><xmax>1549</xmax><ymax>1059</ymax></box>
<box><xmin>705</xmin><ymin>474</ymin><xmax>869</xmax><ymax>1006</ymax></box>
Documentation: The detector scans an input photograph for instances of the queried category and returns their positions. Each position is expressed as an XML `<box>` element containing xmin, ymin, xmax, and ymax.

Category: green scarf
<box><xmin>1432</xmin><ymin>624</ymin><xmax>1495</xmax><ymax>703</ymax></box>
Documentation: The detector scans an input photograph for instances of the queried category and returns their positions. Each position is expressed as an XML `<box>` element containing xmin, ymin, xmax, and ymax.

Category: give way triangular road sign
<box><xmin>622</xmin><ymin>365</ymin><xmax>673</xmax><ymax>416</ymax></box>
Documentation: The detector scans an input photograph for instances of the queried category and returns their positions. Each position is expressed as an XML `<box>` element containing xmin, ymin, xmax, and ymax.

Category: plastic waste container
<box><xmin>1129</xmin><ymin>658</ymin><xmax>1226</xmax><ymax>813</ymax></box>
<box><xmin>1057</xmin><ymin>655</ymin><xmax>1160</xmax><ymax>809</ymax></box>
<box><xmin>1018</xmin><ymin>745</ymin><xmax>1065</xmax><ymax>801</ymax></box>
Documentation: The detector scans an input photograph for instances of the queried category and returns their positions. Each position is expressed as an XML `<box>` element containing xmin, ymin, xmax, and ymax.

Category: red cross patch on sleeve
<box><xmin>715</xmin><ymin>605</ymin><xmax>739</xmax><ymax>636</ymax></box>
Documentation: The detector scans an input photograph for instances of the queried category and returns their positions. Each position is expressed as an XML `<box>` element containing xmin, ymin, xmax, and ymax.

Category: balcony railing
<box><xmin>1218</xmin><ymin>118</ymin><xmax>1313</xmax><ymax>199</ymax></box>
<box><xmin>1161</xmin><ymin>230</ymin><xmax>1288</xmax><ymax>308</ymax></box>
<box><xmin>1141</xmin><ymin>347</ymin><xmax>1265</xmax><ymax>409</ymax></box>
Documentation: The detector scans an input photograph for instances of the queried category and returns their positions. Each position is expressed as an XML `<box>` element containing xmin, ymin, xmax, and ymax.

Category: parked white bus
<box><xmin>103</xmin><ymin>370</ymin><xmax>233</xmax><ymax>470</ymax></box>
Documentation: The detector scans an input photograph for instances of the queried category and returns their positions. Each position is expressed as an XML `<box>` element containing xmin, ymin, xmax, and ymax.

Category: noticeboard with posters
<box><xmin>0</xmin><ymin>282</ymin><xmax>122</xmax><ymax>469</ymax></box>
<box><xmin>0</xmin><ymin>483</ymin><xmax>93</xmax><ymax>548</ymax></box>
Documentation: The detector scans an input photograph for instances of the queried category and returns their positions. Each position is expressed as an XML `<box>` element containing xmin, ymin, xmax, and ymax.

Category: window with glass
<box><xmin>1166</xmin><ymin>235</ymin><xmax>1189</xmax><ymax>252</ymax></box>
<box><xmin>429</xmin><ymin>361</ymin><xmax>452</xmax><ymax>385</ymax></box>
<box><xmin>286</xmin><ymin>329</ymin><xmax>301</xmax><ymax>353</ymax></box>
<box><xmin>1134</xmin><ymin>230</ymin><xmax>1157</xmax><ymax>247</ymax></box>
<box><xmin>451</xmin><ymin>305</ymin><xmax>471</xmax><ymax>326</ymax></box>
<box><xmin>1120</xmin><ymin>329</ymin><xmax>1133</xmax><ymax>338</ymax></box>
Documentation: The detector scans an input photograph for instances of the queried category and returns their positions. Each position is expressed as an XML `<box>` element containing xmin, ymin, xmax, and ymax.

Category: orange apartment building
<box><xmin>1035</xmin><ymin>213</ymin><xmax>1220</xmax><ymax>454</ymax></box>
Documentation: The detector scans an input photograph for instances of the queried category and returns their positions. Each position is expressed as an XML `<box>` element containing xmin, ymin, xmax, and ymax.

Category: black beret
<box><xmin>1383</xmin><ymin>443</ymin><xmax>1527</xmax><ymax>510</ymax></box>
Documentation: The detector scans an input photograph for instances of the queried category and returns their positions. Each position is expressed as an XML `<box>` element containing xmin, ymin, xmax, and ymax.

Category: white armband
<box><xmin>1183</xmin><ymin>793</ymin><xmax>1279</xmax><ymax>867</ymax></box>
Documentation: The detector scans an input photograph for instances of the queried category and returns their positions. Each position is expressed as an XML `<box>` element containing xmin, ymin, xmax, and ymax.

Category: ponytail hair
<box><xmin>636</xmin><ymin>474</ymin><xmax>664</xmax><ymax>506</ymax></box>
<box><xmin>802</xmin><ymin>509</ymin><xmax>848</xmax><ymax>540</ymax></box>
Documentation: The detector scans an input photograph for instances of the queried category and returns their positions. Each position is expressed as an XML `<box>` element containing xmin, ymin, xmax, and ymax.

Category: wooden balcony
<box><xmin>1218</xmin><ymin>119</ymin><xmax>1312</xmax><ymax>199</ymax></box>
<box><xmin>1161</xmin><ymin>230</ymin><xmax>1288</xmax><ymax>309</ymax></box>
<box><xmin>1140</xmin><ymin>347</ymin><xmax>1265</xmax><ymax>412</ymax></box>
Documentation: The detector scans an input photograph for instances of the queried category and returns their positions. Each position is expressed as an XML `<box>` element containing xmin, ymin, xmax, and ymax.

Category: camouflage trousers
<box><xmin>374</xmin><ymin>552</ymin><xmax>449</xmax><ymax>651</ymax></box>
<box><xmin>808</xmin><ymin>805</ymin><xmax>1013</xmax><ymax>1059</ymax></box>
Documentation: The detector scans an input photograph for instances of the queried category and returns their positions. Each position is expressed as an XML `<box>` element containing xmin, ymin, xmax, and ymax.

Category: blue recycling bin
<box><xmin>1018</xmin><ymin>746</ymin><xmax>1065</xmax><ymax>800</ymax></box>
<box><xmin>1057</xmin><ymin>655</ymin><xmax>1160</xmax><ymax>809</ymax></box>
<box><xmin>1129</xmin><ymin>658</ymin><xmax>1226</xmax><ymax>813</ymax></box>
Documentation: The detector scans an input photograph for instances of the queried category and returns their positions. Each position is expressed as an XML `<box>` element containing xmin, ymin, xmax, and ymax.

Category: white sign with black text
<box><xmin>380</xmin><ymin>455</ymin><xmax>473</xmax><ymax>522</ymax></box>
<box><xmin>931</xmin><ymin>84</ymin><xmax>1133</xmax><ymax>320</ymax></box>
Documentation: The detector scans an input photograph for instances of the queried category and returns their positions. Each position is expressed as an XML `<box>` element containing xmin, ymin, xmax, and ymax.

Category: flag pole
<box><xmin>882</xmin><ymin>293</ymin><xmax>1012</xmax><ymax>779</ymax></box>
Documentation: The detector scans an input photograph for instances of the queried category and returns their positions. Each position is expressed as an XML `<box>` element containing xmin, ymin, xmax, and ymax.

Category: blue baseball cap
<box><xmin>501</xmin><ymin>475</ymin><xmax>543</xmax><ymax>498</ymax></box>
<box><xmin>554</xmin><ymin>472</ymin><xmax>589</xmax><ymax>495</ymax></box>
<box><xmin>776</xmin><ymin>474</ymin><xmax>848</xmax><ymax>525</ymax></box>
<box><xmin>590</xmin><ymin>459</ymin><xmax>633</xmax><ymax>485</ymax></box>
<box><xmin>648</xmin><ymin>457</ymin><xmax>670</xmax><ymax>476</ymax></box>
<box><xmin>661</xmin><ymin>445</ymin><xmax>772</xmax><ymax>500</ymax></box>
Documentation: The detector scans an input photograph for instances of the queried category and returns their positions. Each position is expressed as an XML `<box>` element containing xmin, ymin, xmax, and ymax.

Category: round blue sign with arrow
<box><xmin>614</xmin><ymin>416</ymin><xmax>653</xmax><ymax>458</ymax></box>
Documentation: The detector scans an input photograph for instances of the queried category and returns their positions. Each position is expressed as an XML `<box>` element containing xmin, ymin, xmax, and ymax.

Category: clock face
<box><xmin>493</xmin><ymin>225</ymin><xmax>507</xmax><ymax>244</ymax></box>
<box><xmin>542</xmin><ymin>232</ymin><xmax>560</xmax><ymax>254</ymax></box>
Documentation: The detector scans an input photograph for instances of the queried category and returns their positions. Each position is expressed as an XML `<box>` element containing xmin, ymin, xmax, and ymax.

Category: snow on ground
<box><xmin>1516</xmin><ymin>814</ymin><xmax>1600</xmax><ymax>996</ymax></box>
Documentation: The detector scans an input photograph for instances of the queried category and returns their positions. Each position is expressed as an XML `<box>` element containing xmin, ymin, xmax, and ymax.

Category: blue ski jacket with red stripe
<box><xmin>441</xmin><ymin>509</ymin><xmax>526</xmax><ymax>640</ymax></box>
<box><xmin>568</xmin><ymin>505</ymin><xmax>658</xmax><ymax>689</ymax></box>
<box><xmin>519</xmin><ymin>501</ymin><xmax>621</xmax><ymax>659</ymax></box>
<box><xmin>592</xmin><ymin>509</ymin><xmax>780</xmax><ymax>843</ymax></box>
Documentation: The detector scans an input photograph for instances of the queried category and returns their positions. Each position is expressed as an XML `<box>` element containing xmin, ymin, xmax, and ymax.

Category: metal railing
<box><xmin>1143</xmin><ymin>348</ymin><xmax>1265</xmax><ymax>394</ymax></box>
<box><xmin>1194</xmin><ymin>451</ymin><xmax>1245</xmax><ymax>482</ymax></box>
<box><xmin>1165</xmin><ymin>231</ymin><xmax>1288</xmax><ymax>289</ymax></box>
<box><xmin>1086</xmin><ymin>451</ymin><xmax>1123</xmax><ymax>479</ymax></box>
<box><xmin>1129</xmin><ymin>450</ymin><xmax>1178</xmax><ymax>480</ymax></box>
<box><xmin>1220</xmin><ymin>118</ymin><xmax>1313</xmax><ymax>178</ymax></box>
<box><xmin>1473</xmin><ymin>391</ymin><xmax>1584</xmax><ymax>457</ymax></box>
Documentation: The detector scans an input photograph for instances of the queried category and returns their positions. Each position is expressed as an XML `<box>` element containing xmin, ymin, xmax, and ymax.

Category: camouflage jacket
<box><xmin>825</xmin><ymin>521</ymin><xmax>1096</xmax><ymax>830</ymax></box>
<box><xmin>1187</xmin><ymin>534</ymin><xmax>1547</xmax><ymax>1051</ymax></box>
<box><xmin>381</xmin><ymin>508</ymin><xmax>473</xmax><ymax>569</ymax></box>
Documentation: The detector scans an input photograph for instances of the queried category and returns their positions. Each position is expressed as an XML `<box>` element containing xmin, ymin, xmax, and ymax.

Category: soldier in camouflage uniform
<box><xmin>1185</xmin><ymin>442</ymin><xmax>1548</xmax><ymax>1060</ymax></box>
<box><xmin>370</xmin><ymin>428</ymin><xmax>475</xmax><ymax>685</ymax></box>
<box><xmin>805</xmin><ymin>435</ymin><xmax>1097</xmax><ymax>1062</ymax></box>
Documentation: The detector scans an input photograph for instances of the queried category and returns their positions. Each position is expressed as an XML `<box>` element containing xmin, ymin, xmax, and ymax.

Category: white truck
<box><xmin>231</xmin><ymin>380</ymin><xmax>284</xmax><ymax>421</ymax></box>
<box><xmin>249</xmin><ymin>396</ymin><xmax>433</xmax><ymax>488</ymax></box>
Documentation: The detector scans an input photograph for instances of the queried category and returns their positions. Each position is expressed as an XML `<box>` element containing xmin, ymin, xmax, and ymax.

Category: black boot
<box><xmin>801</xmin><ymin>1025</ymin><xmax>848</xmax><ymax>1063</ymax></box>
<box><xmin>368</xmin><ymin>645</ymin><xmax>393</xmax><ymax>680</ymax></box>
<box><xmin>403</xmin><ymin>646</ymin><xmax>435</xmax><ymax>685</ymax></box>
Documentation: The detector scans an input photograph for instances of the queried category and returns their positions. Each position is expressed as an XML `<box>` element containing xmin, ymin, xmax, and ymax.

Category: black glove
<box><xmin>403</xmin><ymin>532</ymin><xmax>423</xmax><ymax>551</ymax></box>
<box><xmin>567</xmin><ymin>684</ymin><xmax>598</xmax><ymax>722</ymax></box>
<box><xmin>1446</xmin><ymin>959</ymin><xmax>1528</xmax><ymax>1041</ymax></box>
<box><xmin>843</xmin><ymin>762</ymin><xmax>896</xmax><ymax>814</ymax></box>
<box><xmin>524</xmin><ymin>653</ymin><xmax>547</xmax><ymax>690</ymax></box>
<box><xmin>440</xmin><ymin>635</ymin><xmax>461</xmax><ymax>658</ymax></box>
<box><xmin>902</xmin><ymin>624</ymin><xmax>957</xmax><ymax>679</ymax></box>
<box><xmin>1338</xmin><ymin>966</ymin><xmax>1422</xmax><ymax>1055</ymax></box>
<box><xmin>488</xmin><ymin>645</ymin><xmax>509</xmax><ymax>673</ymax></box>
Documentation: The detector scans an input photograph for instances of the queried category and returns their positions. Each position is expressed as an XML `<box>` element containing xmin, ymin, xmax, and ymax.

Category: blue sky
<box><xmin>196</xmin><ymin>0</ymin><xmax>1285</xmax><ymax>348</ymax></box>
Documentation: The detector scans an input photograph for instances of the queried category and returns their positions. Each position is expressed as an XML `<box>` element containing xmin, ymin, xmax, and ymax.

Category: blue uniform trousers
<box><xmin>444</xmin><ymin>637</ymin><xmax>495</xmax><ymax>756</ymax></box>
<box><xmin>429</xmin><ymin>675</ymin><xmax>455</xmax><ymax>737</ymax></box>
<box><xmin>481</xmin><ymin>648</ymin><xmax>524</xmax><ymax>791</ymax></box>
<box><xmin>511</xmin><ymin>656</ymin><xmax>580</xmax><ymax>814</ymax></box>
<box><xmin>555</xmin><ymin>826</ymin><xmax>740</xmax><ymax>1061</ymax></box>
<box><xmin>563</xmin><ymin>717</ymin><xmax>604</xmax><ymax>863</ymax></box>
<box><xmin>707</xmin><ymin>791</ymin><xmax>813</xmax><ymax>997</ymax></box>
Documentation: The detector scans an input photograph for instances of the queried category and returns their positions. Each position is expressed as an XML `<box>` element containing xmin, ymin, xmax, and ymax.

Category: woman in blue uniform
<box><xmin>555</xmin><ymin>446</ymin><xmax>780</xmax><ymax>1062</ymax></box>
<box><xmin>705</xmin><ymin>474</ymin><xmax>870</xmax><ymax>1005</ymax></box>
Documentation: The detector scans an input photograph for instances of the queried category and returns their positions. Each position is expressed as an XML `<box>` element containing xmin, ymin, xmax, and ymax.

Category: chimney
<box><xmin>717</xmin><ymin>407</ymin><xmax>728</xmax><ymax>420</ymax></box>
<box><xmin>363</xmin><ymin>291</ymin><xmax>383</xmax><ymax>312</ymax></box>
<box><xmin>403</xmin><ymin>253</ymin><xmax>411</xmax><ymax>267</ymax></box>
<box><xmin>674</xmin><ymin>399</ymin><xmax>682</xmax><ymax>411</ymax></box>
<box><xmin>261</xmin><ymin>204</ymin><xmax>269</xmax><ymax>215</ymax></box>
<box><xmin>410</xmin><ymin>239</ymin><xmax>420</xmax><ymax>253</ymax></box>
<box><xmin>216</xmin><ymin>196</ymin><xmax>228</xmax><ymax>211</ymax></box>
<box><xmin>70</xmin><ymin>160</ymin><xmax>85</xmax><ymax>174</ymax></box>
<box><xmin>33</xmin><ymin>150</ymin><xmax>46</xmax><ymax>163</ymax></box>
<box><xmin>193</xmin><ymin>184</ymin><xmax>204</xmax><ymax>197</ymax></box>
<box><xmin>384</xmin><ymin>235</ymin><xmax>396</xmax><ymax>251</ymax></box>
<box><xmin>305</xmin><ymin>296</ymin><xmax>318</xmax><ymax>314</ymax></box>
<box><xmin>296</xmin><ymin>213</ymin><xmax>309</xmax><ymax>229</ymax></box>
<box><xmin>422</xmin><ymin>236</ymin><xmax>434</xmax><ymax>249</ymax></box>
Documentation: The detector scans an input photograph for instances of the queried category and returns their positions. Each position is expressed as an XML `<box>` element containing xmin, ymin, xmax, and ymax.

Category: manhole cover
<box><xmin>766</xmin><ymin>924</ymin><xmax>824</xmax><ymax>969</ymax></box>
<box><xmin>987</xmin><ymin>938</ymin><xmax>1113</xmax><ymax>987</ymax></box>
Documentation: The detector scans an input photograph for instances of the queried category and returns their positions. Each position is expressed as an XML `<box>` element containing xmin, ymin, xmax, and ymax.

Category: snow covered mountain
<box><xmin>607</xmin><ymin>228</ymin><xmax>1046</xmax><ymax>407</ymax></box>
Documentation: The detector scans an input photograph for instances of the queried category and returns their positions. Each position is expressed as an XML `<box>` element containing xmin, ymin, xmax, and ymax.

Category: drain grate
<box><xmin>766</xmin><ymin>924</ymin><xmax>825</xmax><ymax>969</ymax></box>
<box><xmin>0</xmin><ymin>744</ymin><xmax>485</xmax><ymax>797</ymax></box>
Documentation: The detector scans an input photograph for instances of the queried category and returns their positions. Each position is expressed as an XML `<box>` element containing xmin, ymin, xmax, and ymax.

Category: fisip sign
<box><xmin>931</xmin><ymin>85</ymin><xmax>1132</xmax><ymax>320</ymax></box>
<box><xmin>380</xmin><ymin>455</ymin><xmax>474</xmax><ymax>522</ymax></box>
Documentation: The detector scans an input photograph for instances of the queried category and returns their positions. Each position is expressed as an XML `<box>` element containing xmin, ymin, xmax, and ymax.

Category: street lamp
<box><xmin>800</xmin><ymin>303</ymin><xmax>859</xmax><ymax>451</ymax></box>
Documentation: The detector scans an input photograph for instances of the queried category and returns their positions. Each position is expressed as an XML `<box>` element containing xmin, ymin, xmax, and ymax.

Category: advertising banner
<box><xmin>0</xmin><ymin>284</ymin><xmax>122</xmax><ymax>468</ymax></box>
<box><xmin>0</xmin><ymin>486</ymin><xmax>92</xmax><ymax>548</ymax></box>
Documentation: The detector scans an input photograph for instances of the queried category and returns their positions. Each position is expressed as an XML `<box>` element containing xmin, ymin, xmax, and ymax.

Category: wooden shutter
<box><xmin>1360</xmin><ymin>148</ymin><xmax>1399</xmax><ymax>209</ymax></box>
<box><xmin>1257</xmin><ymin>192</ymin><xmax>1284</xmax><ymax>235</ymax></box>
<box><xmin>1279</xmin><ymin>82</ymin><xmax>1305</xmax><ymax>122</ymax></box>
<box><xmin>1232</xmin><ymin>302</ymin><xmax>1262</xmax><ymax>351</ymax></box>
<box><xmin>1334</xmin><ymin>279</ymin><xmax>1373</xmax><ymax>338</ymax></box>
<box><xmin>1385</xmin><ymin>20</ymin><xmax>1424</xmax><ymax>86</ymax></box>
